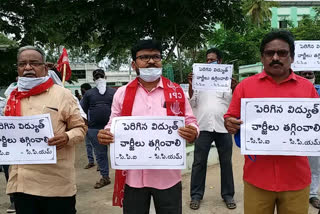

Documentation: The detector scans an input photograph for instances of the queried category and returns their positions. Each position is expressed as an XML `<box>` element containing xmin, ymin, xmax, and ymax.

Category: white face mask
<box><xmin>308</xmin><ymin>77</ymin><xmax>315</xmax><ymax>84</ymax></box>
<box><xmin>95</xmin><ymin>78</ymin><xmax>107</xmax><ymax>95</ymax></box>
<box><xmin>17</xmin><ymin>76</ymin><xmax>50</xmax><ymax>92</ymax></box>
<box><xmin>138</xmin><ymin>68</ymin><xmax>162</xmax><ymax>82</ymax></box>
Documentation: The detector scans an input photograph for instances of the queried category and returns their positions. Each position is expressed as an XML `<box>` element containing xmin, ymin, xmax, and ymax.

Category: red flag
<box><xmin>56</xmin><ymin>48</ymin><xmax>72</xmax><ymax>81</ymax></box>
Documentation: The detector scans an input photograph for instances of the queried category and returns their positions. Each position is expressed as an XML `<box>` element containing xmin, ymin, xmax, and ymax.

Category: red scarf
<box><xmin>5</xmin><ymin>78</ymin><xmax>54</xmax><ymax>116</ymax></box>
<box><xmin>112</xmin><ymin>76</ymin><xmax>185</xmax><ymax>207</ymax></box>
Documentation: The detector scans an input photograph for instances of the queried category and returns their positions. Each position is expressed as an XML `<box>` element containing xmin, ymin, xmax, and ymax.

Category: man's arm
<box><xmin>80</xmin><ymin>92</ymin><xmax>89</xmax><ymax>115</ymax></box>
<box><xmin>49</xmin><ymin>90</ymin><xmax>87</xmax><ymax>149</ymax></box>
<box><xmin>231</xmin><ymin>78</ymin><xmax>238</xmax><ymax>93</ymax></box>
<box><xmin>224</xmin><ymin>80</ymin><xmax>243</xmax><ymax>134</ymax></box>
<box><xmin>188</xmin><ymin>72</ymin><xmax>193</xmax><ymax>98</ymax></box>
<box><xmin>224</xmin><ymin>117</ymin><xmax>242</xmax><ymax>134</ymax></box>
<box><xmin>178</xmin><ymin>90</ymin><xmax>199</xmax><ymax>142</ymax></box>
<box><xmin>98</xmin><ymin>86</ymin><xmax>123</xmax><ymax>145</ymax></box>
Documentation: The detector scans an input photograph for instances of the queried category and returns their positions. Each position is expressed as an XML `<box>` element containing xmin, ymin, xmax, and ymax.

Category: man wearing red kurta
<box><xmin>224</xmin><ymin>31</ymin><xmax>319</xmax><ymax>214</ymax></box>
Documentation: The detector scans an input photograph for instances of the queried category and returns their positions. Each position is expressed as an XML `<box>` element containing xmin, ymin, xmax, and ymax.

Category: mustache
<box><xmin>23</xmin><ymin>71</ymin><xmax>36</xmax><ymax>76</ymax></box>
<box><xmin>270</xmin><ymin>61</ymin><xmax>283</xmax><ymax>66</ymax></box>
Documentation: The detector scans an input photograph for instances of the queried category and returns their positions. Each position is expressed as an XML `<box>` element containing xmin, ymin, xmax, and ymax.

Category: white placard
<box><xmin>180</xmin><ymin>84</ymin><xmax>189</xmax><ymax>99</ymax></box>
<box><xmin>292</xmin><ymin>41</ymin><xmax>320</xmax><ymax>71</ymax></box>
<box><xmin>192</xmin><ymin>63</ymin><xmax>233</xmax><ymax>92</ymax></box>
<box><xmin>110</xmin><ymin>116</ymin><xmax>186</xmax><ymax>169</ymax></box>
<box><xmin>241</xmin><ymin>98</ymin><xmax>320</xmax><ymax>156</ymax></box>
<box><xmin>0</xmin><ymin>114</ymin><xmax>56</xmax><ymax>164</ymax></box>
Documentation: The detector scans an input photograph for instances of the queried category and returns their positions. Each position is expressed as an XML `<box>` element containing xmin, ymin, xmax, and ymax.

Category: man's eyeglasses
<box><xmin>17</xmin><ymin>62</ymin><xmax>45</xmax><ymax>68</ymax></box>
<box><xmin>136</xmin><ymin>55</ymin><xmax>161</xmax><ymax>62</ymax></box>
<box><xmin>263</xmin><ymin>50</ymin><xmax>289</xmax><ymax>58</ymax></box>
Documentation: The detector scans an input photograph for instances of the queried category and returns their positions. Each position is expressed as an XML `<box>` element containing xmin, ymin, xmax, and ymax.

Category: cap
<box><xmin>93</xmin><ymin>69</ymin><xmax>105</xmax><ymax>78</ymax></box>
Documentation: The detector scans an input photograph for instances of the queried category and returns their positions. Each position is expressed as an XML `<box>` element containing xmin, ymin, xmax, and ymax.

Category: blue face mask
<box><xmin>210</xmin><ymin>60</ymin><xmax>218</xmax><ymax>64</ymax></box>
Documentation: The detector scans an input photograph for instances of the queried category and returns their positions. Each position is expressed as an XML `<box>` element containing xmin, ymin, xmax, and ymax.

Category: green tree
<box><xmin>0</xmin><ymin>0</ymin><xmax>246</xmax><ymax>83</ymax></box>
<box><xmin>290</xmin><ymin>11</ymin><xmax>320</xmax><ymax>82</ymax></box>
<box><xmin>0</xmin><ymin>33</ymin><xmax>18</xmax><ymax>87</ymax></box>
<box><xmin>206</xmin><ymin>20</ymin><xmax>270</xmax><ymax>79</ymax></box>
<box><xmin>243</xmin><ymin>0</ymin><xmax>278</xmax><ymax>26</ymax></box>
<box><xmin>291</xmin><ymin>15</ymin><xmax>320</xmax><ymax>40</ymax></box>
<box><xmin>0</xmin><ymin>0</ymin><xmax>244</xmax><ymax>59</ymax></box>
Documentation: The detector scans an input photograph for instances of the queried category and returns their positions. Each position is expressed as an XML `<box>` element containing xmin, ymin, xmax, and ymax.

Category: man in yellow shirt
<box><xmin>4</xmin><ymin>46</ymin><xmax>87</xmax><ymax>214</ymax></box>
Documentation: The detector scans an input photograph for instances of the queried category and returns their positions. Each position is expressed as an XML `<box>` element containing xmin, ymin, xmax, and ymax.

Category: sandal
<box><xmin>310</xmin><ymin>197</ymin><xmax>320</xmax><ymax>209</ymax></box>
<box><xmin>84</xmin><ymin>163</ymin><xmax>95</xmax><ymax>169</ymax></box>
<box><xmin>190</xmin><ymin>199</ymin><xmax>200</xmax><ymax>210</ymax></box>
<box><xmin>224</xmin><ymin>198</ymin><xmax>237</xmax><ymax>209</ymax></box>
<box><xmin>94</xmin><ymin>177</ymin><xmax>111</xmax><ymax>189</ymax></box>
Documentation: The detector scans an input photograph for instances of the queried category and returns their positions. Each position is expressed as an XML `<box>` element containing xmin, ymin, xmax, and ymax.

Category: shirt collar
<box><xmin>258</xmin><ymin>69</ymin><xmax>297</xmax><ymax>83</ymax></box>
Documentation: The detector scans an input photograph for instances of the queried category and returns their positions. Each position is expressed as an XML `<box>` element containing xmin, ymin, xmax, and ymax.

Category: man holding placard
<box><xmin>300</xmin><ymin>70</ymin><xmax>320</xmax><ymax>209</ymax></box>
<box><xmin>224</xmin><ymin>31</ymin><xmax>319</xmax><ymax>214</ymax></box>
<box><xmin>4</xmin><ymin>46</ymin><xmax>87</xmax><ymax>214</ymax></box>
<box><xmin>97</xmin><ymin>40</ymin><xmax>198</xmax><ymax>214</ymax></box>
<box><xmin>188</xmin><ymin>48</ymin><xmax>237</xmax><ymax>210</ymax></box>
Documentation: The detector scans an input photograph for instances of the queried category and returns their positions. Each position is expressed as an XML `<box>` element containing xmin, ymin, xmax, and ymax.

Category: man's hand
<box><xmin>188</xmin><ymin>72</ymin><xmax>194</xmax><ymax>98</ymax></box>
<box><xmin>178</xmin><ymin>125</ymin><xmax>198</xmax><ymax>143</ymax></box>
<box><xmin>231</xmin><ymin>78</ymin><xmax>238</xmax><ymax>92</ymax></box>
<box><xmin>48</xmin><ymin>133</ymin><xmax>69</xmax><ymax>150</ymax></box>
<box><xmin>224</xmin><ymin>117</ymin><xmax>243</xmax><ymax>134</ymax></box>
<box><xmin>187</xmin><ymin>72</ymin><xmax>193</xmax><ymax>85</ymax></box>
<box><xmin>97</xmin><ymin>129</ymin><xmax>114</xmax><ymax>145</ymax></box>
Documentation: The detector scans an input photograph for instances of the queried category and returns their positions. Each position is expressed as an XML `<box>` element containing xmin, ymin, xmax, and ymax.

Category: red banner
<box><xmin>56</xmin><ymin>48</ymin><xmax>72</xmax><ymax>81</ymax></box>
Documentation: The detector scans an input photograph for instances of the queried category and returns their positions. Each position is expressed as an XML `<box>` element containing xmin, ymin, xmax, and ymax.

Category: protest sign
<box><xmin>241</xmin><ymin>98</ymin><xmax>320</xmax><ymax>156</ymax></box>
<box><xmin>110</xmin><ymin>116</ymin><xmax>186</xmax><ymax>169</ymax></box>
<box><xmin>292</xmin><ymin>41</ymin><xmax>320</xmax><ymax>71</ymax></box>
<box><xmin>192</xmin><ymin>63</ymin><xmax>233</xmax><ymax>92</ymax></box>
<box><xmin>0</xmin><ymin>114</ymin><xmax>56</xmax><ymax>164</ymax></box>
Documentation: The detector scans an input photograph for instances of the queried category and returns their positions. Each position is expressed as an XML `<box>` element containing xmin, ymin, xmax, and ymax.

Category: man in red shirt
<box><xmin>224</xmin><ymin>30</ymin><xmax>319</xmax><ymax>214</ymax></box>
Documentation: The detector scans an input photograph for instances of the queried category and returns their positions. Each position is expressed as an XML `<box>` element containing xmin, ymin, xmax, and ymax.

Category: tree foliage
<box><xmin>0</xmin><ymin>0</ymin><xmax>245</xmax><ymax>61</ymax></box>
<box><xmin>290</xmin><ymin>10</ymin><xmax>320</xmax><ymax>82</ymax></box>
<box><xmin>0</xmin><ymin>33</ymin><xmax>18</xmax><ymax>86</ymax></box>
<box><xmin>291</xmin><ymin>15</ymin><xmax>320</xmax><ymax>40</ymax></box>
<box><xmin>242</xmin><ymin>0</ymin><xmax>278</xmax><ymax>26</ymax></box>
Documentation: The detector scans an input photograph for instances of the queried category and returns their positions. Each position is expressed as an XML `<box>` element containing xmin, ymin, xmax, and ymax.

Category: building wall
<box><xmin>65</xmin><ymin>63</ymin><xmax>136</xmax><ymax>94</ymax></box>
<box><xmin>239</xmin><ymin>63</ymin><xmax>263</xmax><ymax>81</ymax></box>
<box><xmin>271</xmin><ymin>6</ymin><xmax>316</xmax><ymax>28</ymax></box>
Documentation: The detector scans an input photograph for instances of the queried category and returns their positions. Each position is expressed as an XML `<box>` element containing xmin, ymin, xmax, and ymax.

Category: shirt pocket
<box><xmin>41</xmin><ymin>106</ymin><xmax>59</xmax><ymax>129</ymax></box>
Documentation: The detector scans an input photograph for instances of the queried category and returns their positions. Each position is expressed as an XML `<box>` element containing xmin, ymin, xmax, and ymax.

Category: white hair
<box><xmin>17</xmin><ymin>46</ymin><xmax>46</xmax><ymax>62</ymax></box>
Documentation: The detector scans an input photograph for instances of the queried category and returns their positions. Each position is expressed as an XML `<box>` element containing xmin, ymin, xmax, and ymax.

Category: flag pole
<box><xmin>62</xmin><ymin>64</ymin><xmax>66</xmax><ymax>86</ymax></box>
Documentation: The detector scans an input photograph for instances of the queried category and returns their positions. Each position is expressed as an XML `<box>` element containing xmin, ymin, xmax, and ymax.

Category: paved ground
<box><xmin>0</xmin><ymin>143</ymin><xmax>319</xmax><ymax>214</ymax></box>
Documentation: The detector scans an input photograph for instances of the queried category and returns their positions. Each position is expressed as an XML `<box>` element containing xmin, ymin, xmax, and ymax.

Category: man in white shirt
<box><xmin>299</xmin><ymin>71</ymin><xmax>320</xmax><ymax>209</ymax></box>
<box><xmin>188</xmin><ymin>48</ymin><xmax>237</xmax><ymax>210</ymax></box>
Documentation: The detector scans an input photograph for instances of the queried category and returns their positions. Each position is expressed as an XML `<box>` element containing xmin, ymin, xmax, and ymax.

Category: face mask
<box><xmin>210</xmin><ymin>61</ymin><xmax>218</xmax><ymax>64</ymax></box>
<box><xmin>4</xmin><ymin>82</ymin><xmax>17</xmax><ymax>97</ymax></box>
<box><xmin>95</xmin><ymin>78</ymin><xmax>107</xmax><ymax>95</ymax></box>
<box><xmin>17</xmin><ymin>76</ymin><xmax>50</xmax><ymax>91</ymax></box>
<box><xmin>308</xmin><ymin>77</ymin><xmax>315</xmax><ymax>84</ymax></box>
<box><xmin>139</xmin><ymin>68</ymin><xmax>162</xmax><ymax>82</ymax></box>
<box><xmin>48</xmin><ymin>70</ymin><xmax>63</xmax><ymax>87</ymax></box>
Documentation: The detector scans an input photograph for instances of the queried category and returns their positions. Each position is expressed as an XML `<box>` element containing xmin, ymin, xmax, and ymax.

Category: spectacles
<box><xmin>17</xmin><ymin>62</ymin><xmax>45</xmax><ymax>69</ymax></box>
<box><xmin>263</xmin><ymin>50</ymin><xmax>289</xmax><ymax>58</ymax></box>
<box><xmin>301</xmin><ymin>72</ymin><xmax>314</xmax><ymax>77</ymax></box>
<box><xmin>136</xmin><ymin>55</ymin><xmax>161</xmax><ymax>62</ymax></box>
